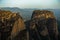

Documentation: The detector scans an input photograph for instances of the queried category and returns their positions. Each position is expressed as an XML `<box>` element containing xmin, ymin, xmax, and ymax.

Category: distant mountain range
<box><xmin>0</xmin><ymin>7</ymin><xmax>60</xmax><ymax>21</ymax></box>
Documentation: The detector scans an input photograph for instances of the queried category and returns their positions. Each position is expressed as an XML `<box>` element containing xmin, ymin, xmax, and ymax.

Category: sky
<box><xmin>0</xmin><ymin>0</ymin><xmax>60</xmax><ymax>9</ymax></box>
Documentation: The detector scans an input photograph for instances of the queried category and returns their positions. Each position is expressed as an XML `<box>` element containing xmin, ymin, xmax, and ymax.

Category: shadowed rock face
<box><xmin>30</xmin><ymin>10</ymin><xmax>58</xmax><ymax>40</ymax></box>
<box><xmin>0</xmin><ymin>10</ymin><xmax>25</xmax><ymax>40</ymax></box>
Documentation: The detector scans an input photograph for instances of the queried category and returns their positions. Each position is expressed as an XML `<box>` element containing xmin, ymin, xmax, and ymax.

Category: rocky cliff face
<box><xmin>0</xmin><ymin>10</ymin><xmax>25</xmax><ymax>40</ymax></box>
<box><xmin>0</xmin><ymin>10</ymin><xmax>59</xmax><ymax>40</ymax></box>
<box><xmin>29</xmin><ymin>10</ymin><xmax>58</xmax><ymax>40</ymax></box>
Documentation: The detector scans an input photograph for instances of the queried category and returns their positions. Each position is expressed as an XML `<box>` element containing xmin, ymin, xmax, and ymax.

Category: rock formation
<box><xmin>0</xmin><ymin>10</ymin><xmax>59</xmax><ymax>40</ymax></box>
<box><xmin>29</xmin><ymin>10</ymin><xmax>58</xmax><ymax>40</ymax></box>
<box><xmin>0</xmin><ymin>10</ymin><xmax>26</xmax><ymax>40</ymax></box>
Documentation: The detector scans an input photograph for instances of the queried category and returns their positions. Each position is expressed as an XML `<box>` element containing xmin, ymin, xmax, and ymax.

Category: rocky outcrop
<box><xmin>29</xmin><ymin>10</ymin><xmax>58</xmax><ymax>40</ymax></box>
<box><xmin>0</xmin><ymin>10</ymin><xmax>59</xmax><ymax>40</ymax></box>
<box><xmin>0</xmin><ymin>10</ymin><xmax>26</xmax><ymax>40</ymax></box>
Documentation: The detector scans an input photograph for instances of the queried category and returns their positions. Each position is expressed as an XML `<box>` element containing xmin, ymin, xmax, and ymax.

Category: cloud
<box><xmin>0</xmin><ymin>0</ymin><xmax>60</xmax><ymax>9</ymax></box>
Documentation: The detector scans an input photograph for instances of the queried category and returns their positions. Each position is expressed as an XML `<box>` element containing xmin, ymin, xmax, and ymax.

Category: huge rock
<box><xmin>30</xmin><ymin>10</ymin><xmax>58</xmax><ymax>40</ymax></box>
<box><xmin>0</xmin><ymin>10</ymin><xmax>25</xmax><ymax>40</ymax></box>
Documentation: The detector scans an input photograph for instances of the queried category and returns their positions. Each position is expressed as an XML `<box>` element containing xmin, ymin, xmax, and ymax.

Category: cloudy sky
<box><xmin>0</xmin><ymin>0</ymin><xmax>60</xmax><ymax>9</ymax></box>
